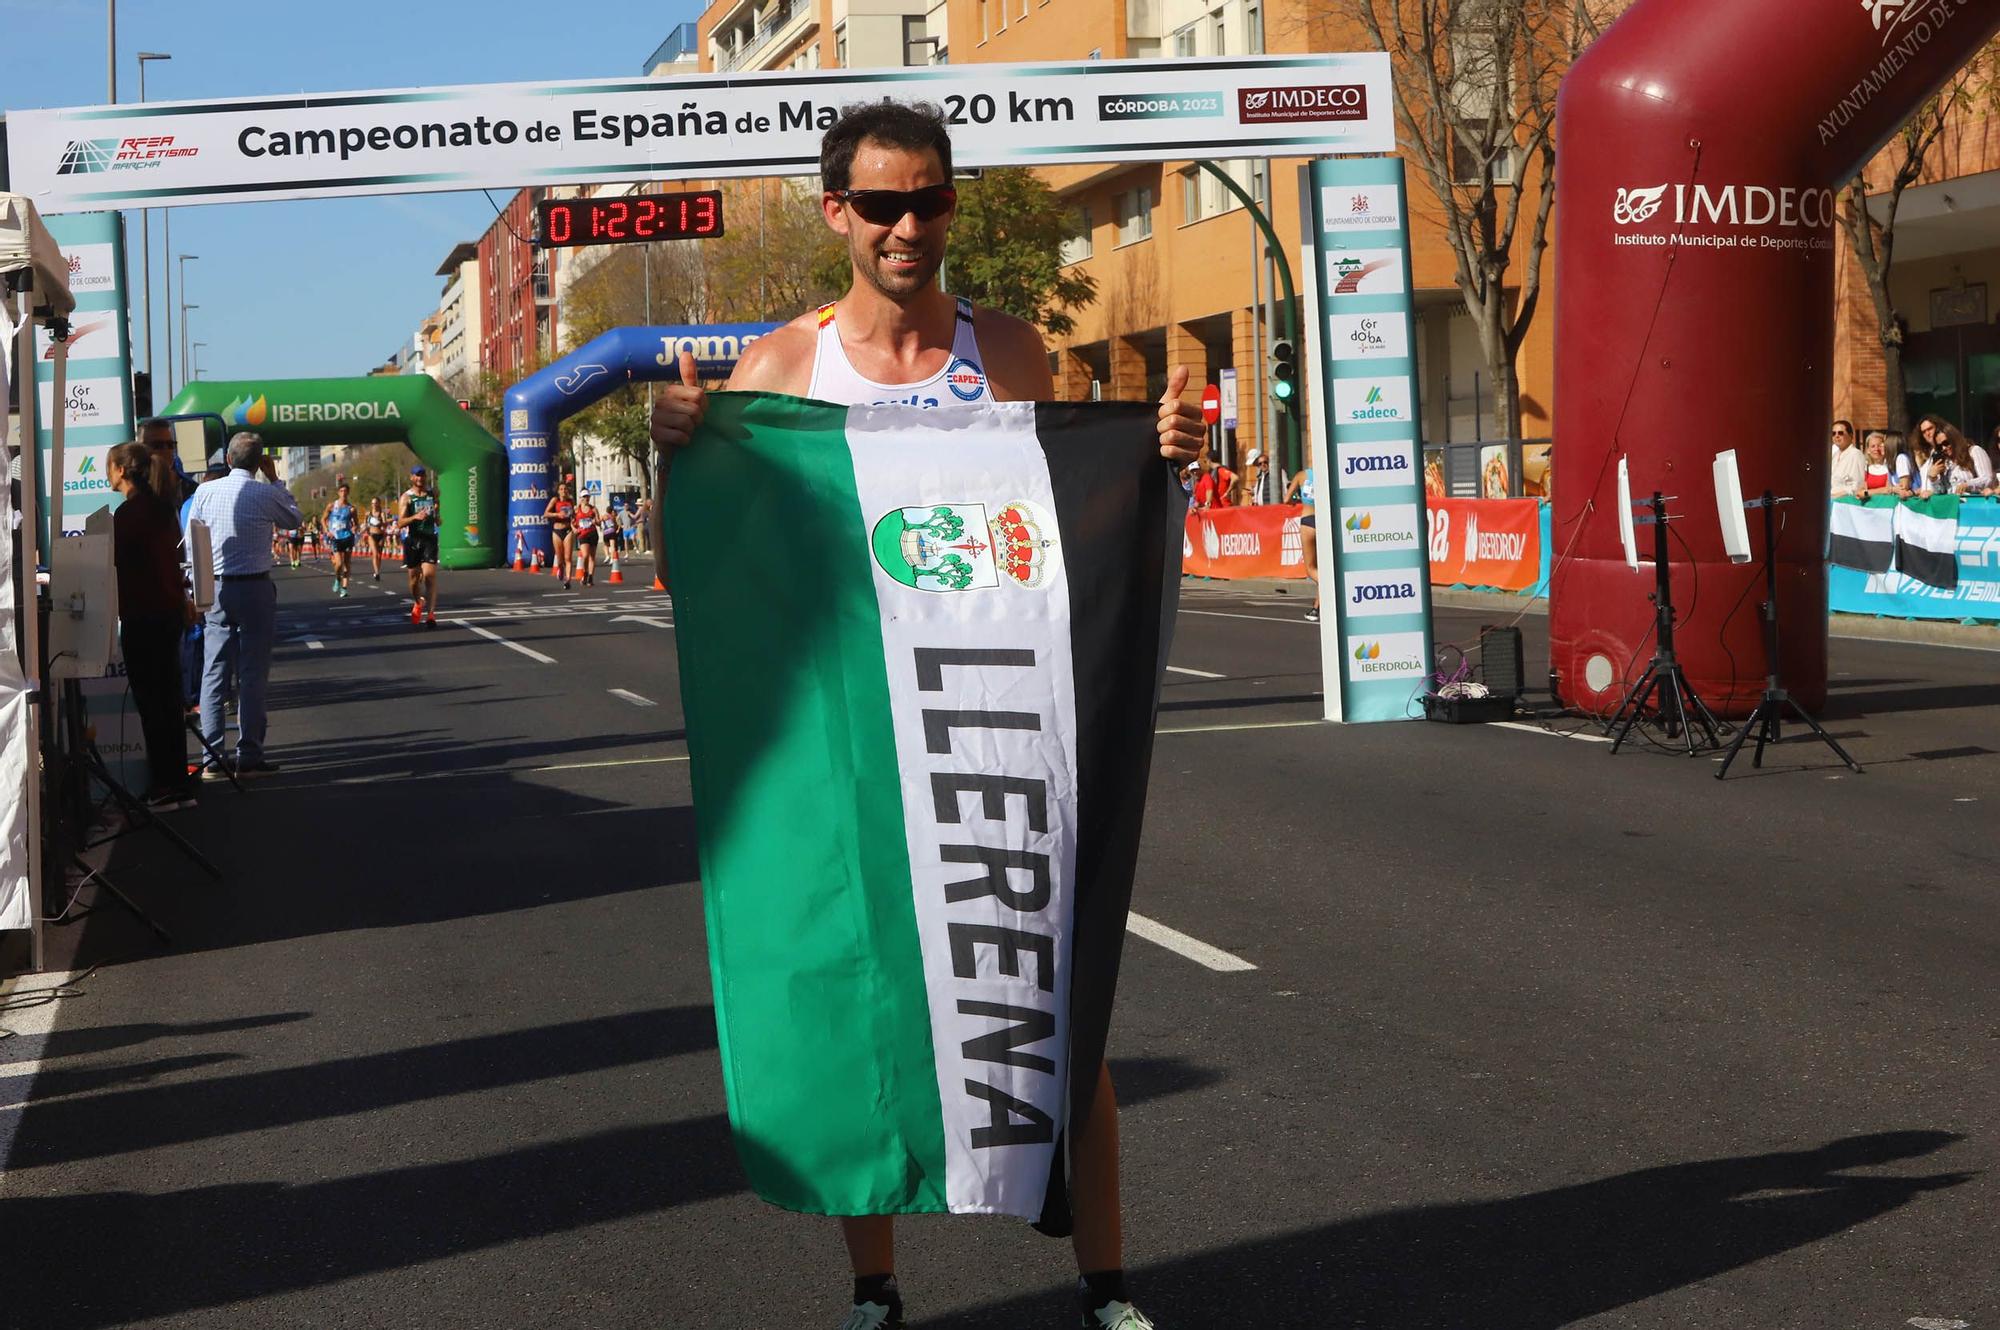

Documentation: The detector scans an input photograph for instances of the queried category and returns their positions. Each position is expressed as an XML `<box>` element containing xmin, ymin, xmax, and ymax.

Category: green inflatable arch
<box><xmin>164</xmin><ymin>376</ymin><xmax>505</xmax><ymax>569</ymax></box>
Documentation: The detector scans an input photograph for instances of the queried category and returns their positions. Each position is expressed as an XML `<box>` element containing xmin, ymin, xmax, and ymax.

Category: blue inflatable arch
<box><xmin>504</xmin><ymin>324</ymin><xmax>778</xmax><ymax>564</ymax></box>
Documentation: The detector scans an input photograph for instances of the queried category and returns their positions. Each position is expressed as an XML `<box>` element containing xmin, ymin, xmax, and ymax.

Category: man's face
<box><xmin>140</xmin><ymin>425</ymin><xmax>175</xmax><ymax>453</ymax></box>
<box><xmin>1832</xmin><ymin>424</ymin><xmax>1853</xmax><ymax>450</ymax></box>
<box><xmin>826</xmin><ymin>141</ymin><xmax>953</xmax><ymax>301</ymax></box>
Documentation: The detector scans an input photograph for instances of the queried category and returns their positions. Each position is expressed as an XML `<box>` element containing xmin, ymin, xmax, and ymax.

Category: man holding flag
<box><xmin>653</xmin><ymin>102</ymin><xmax>1204</xmax><ymax>1330</ymax></box>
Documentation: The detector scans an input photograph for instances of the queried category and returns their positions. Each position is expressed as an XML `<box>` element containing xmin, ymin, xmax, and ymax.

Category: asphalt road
<box><xmin>1</xmin><ymin>558</ymin><xmax>1995</xmax><ymax>1329</ymax></box>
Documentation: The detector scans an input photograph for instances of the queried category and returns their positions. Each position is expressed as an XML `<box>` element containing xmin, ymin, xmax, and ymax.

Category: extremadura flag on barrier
<box><xmin>667</xmin><ymin>392</ymin><xmax>1184</xmax><ymax>1224</ymax></box>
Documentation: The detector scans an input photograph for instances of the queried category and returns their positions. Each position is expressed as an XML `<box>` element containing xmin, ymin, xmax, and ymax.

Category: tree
<box><xmin>945</xmin><ymin>168</ymin><xmax>1099</xmax><ymax>338</ymax></box>
<box><xmin>1839</xmin><ymin>45</ymin><xmax>1996</xmax><ymax>433</ymax></box>
<box><xmin>1349</xmin><ymin>0</ymin><xmax>1607</xmax><ymax>441</ymax></box>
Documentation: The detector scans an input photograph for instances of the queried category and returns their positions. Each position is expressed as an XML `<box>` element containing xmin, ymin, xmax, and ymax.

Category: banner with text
<box><xmin>1181</xmin><ymin>504</ymin><xmax>1307</xmax><ymax>579</ymax></box>
<box><xmin>1829</xmin><ymin>496</ymin><xmax>2000</xmax><ymax>620</ymax></box>
<box><xmin>1425</xmin><ymin>497</ymin><xmax>1543</xmax><ymax>592</ymax></box>
<box><xmin>1301</xmin><ymin>157</ymin><xmax>1433</xmax><ymax>723</ymax></box>
<box><xmin>5</xmin><ymin>56</ymin><xmax>1392</xmax><ymax>214</ymax></box>
<box><xmin>34</xmin><ymin>211</ymin><xmax>133</xmax><ymax>540</ymax></box>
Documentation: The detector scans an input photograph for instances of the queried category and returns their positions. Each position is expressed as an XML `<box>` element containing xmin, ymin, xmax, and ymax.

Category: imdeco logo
<box><xmin>1613</xmin><ymin>185</ymin><xmax>1669</xmax><ymax>225</ymax></box>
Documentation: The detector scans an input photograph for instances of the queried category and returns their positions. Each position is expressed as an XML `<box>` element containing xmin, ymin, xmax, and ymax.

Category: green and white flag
<box><xmin>1828</xmin><ymin>496</ymin><xmax>1894</xmax><ymax>574</ymax></box>
<box><xmin>668</xmin><ymin>392</ymin><xmax>1184</xmax><ymax>1225</ymax></box>
<box><xmin>1893</xmin><ymin>493</ymin><xmax>1960</xmax><ymax>591</ymax></box>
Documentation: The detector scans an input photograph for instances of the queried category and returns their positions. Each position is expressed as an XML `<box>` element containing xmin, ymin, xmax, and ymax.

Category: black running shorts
<box><xmin>404</xmin><ymin>533</ymin><xmax>439</xmax><ymax>567</ymax></box>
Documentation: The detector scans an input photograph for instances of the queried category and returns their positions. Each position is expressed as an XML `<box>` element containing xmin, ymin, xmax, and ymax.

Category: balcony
<box><xmin>714</xmin><ymin>1</ymin><xmax>816</xmax><ymax>72</ymax></box>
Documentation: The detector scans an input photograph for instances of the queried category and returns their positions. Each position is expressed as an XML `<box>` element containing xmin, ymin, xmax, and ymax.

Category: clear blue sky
<box><xmin>2</xmin><ymin>0</ymin><xmax>702</xmax><ymax>387</ymax></box>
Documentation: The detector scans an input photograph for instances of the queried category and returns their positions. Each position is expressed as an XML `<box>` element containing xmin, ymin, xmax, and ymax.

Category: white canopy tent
<box><xmin>1</xmin><ymin>191</ymin><xmax>72</xmax><ymax>967</ymax></box>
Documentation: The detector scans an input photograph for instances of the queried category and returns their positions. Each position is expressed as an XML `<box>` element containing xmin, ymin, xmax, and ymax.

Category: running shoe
<box><xmin>237</xmin><ymin>760</ymin><xmax>281</xmax><ymax>778</ymax></box>
<box><xmin>424</xmin><ymin>608</ymin><xmax>437</xmax><ymax>627</ymax></box>
<box><xmin>338</xmin><ymin>584</ymin><xmax>348</xmax><ymax>598</ymax></box>
<box><xmin>840</xmin><ymin>1302</ymin><xmax>904</xmax><ymax>1330</ymax></box>
<box><xmin>411</xmin><ymin>602</ymin><xmax>423</xmax><ymax>625</ymax></box>
<box><xmin>1304</xmin><ymin>607</ymin><xmax>1320</xmax><ymax>622</ymax></box>
<box><xmin>373</xmin><ymin>572</ymin><xmax>381</xmax><ymax>581</ymax></box>
<box><xmin>200</xmin><ymin>762</ymin><xmax>236</xmax><ymax>783</ymax></box>
<box><xmin>1081</xmin><ymin>1302</ymin><xmax>1155</xmax><ymax>1329</ymax></box>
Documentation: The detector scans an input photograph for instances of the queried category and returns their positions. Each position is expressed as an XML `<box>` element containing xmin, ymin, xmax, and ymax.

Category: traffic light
<box><xmin>1269</xmin><ymin>339</ymin><xmax>1297</xmax><ymax>411</ymax></box>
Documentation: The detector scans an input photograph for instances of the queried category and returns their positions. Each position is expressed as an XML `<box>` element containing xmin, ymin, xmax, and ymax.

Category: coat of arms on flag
<box><xmin>668</xmin><ymin>392</ymin><xmax>1185</xmax><ymax>1227</ymax></box>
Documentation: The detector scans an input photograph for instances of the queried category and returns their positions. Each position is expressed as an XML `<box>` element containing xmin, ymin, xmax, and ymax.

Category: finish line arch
<box><xmin>164</xmin><ymin>375</ymin><xmax>506</xmax><ymax>569</ymax></box>
<box><xmin>503</xmin><ymin>324</ymin><xmax>776</xmax><ymax>566</ymax></box>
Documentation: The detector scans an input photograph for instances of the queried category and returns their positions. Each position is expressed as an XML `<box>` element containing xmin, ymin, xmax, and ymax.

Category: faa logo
<box><xmin>946</xmin><ymin>358</ymin><xmax>986</xmax><ymax>402</ymax></box>
<box><xmin>221</xmin><ymin>394</ymin><xmax>270</xmax><ymax>427</ymax></box>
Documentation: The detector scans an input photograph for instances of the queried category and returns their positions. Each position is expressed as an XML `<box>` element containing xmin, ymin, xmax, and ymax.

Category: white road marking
<box><xmin>0</xmin><ymin>970</ymin><xmax>85</xmax><ymax>1154</ymax></box>
<box><xmin>608</xmin><ymin>688</ymin><xmax>657</xmax><ymax>707</ymax></box>
<box><xmin>1492</xmin><ymin>720</ymin><xmax>1613</xmax><ymax>744</ymax></box>
<box><xmin>327</xmin><ymin>753</ymin><xmax>689</xmax><ymax>786</ymax></box>
<box><xmin>610</xmin><ymin>614</ymin><xmax>675</xmax><ymax>629</ymax></box>
<box><xmin>458</xmin><ymin>622</ymin><xmax>556</xmax><ymax>664</ymax></box>
<box><xmin>1180</xmin><ymin>609</ymin><xmax>1313</xmax><ymax>625</ymax></box>
<box><xmin>303</xmin><ymin>639</ymin><xmax>324</xmax><ymax>651</ymax></box>
<box><xmin>1157</xmin><ymin>719</ymin><xmax>1322</xmax><ymax>735</ymax></box>
<box><xmin>1127</xmin><ymin>912</ymin><xmax>1257</xmax><ymax>972</ymax></box>
<box><xmin>1908</xmin><ymin>1319</ymin><xmax>1970</xmax><ymax>1330</ymax></box>
<box><xmin>1166</xmin><ymin>665</ymin><xmax>1226</xmax><ymax>679</ymax></box>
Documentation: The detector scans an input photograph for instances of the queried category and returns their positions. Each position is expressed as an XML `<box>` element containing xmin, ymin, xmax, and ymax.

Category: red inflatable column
<box><xmin>1551</xmin><ymin>0</ymin><xmax>2000</xmax><ymax>717</ymax></box>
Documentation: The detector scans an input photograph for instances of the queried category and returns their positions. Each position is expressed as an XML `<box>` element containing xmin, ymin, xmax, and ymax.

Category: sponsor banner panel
<box><xmin>1323</xmin><ymin>247</ymin><xmax>1405</xmax><ymax>297</ymax></box>
<box><xmin>6</xmin><ymin>56</ymin><xmax>1392</xmax><ymax>212</ymax></box>
<box><xmin>1304</xmin><ymin>155</ymin><xmax>1433</xmax><ymax>723</ymax></box>
<box><xmin>1327</xmin><ymin>312</ymin><xmax>1408</xmax><ymax>361</ymax></box>
<box><xmin>1425</xmin><ymin>497</ymin><xmax>1542</xmax><ymax>592</ymax></box>
<box><xmin>34</xmin><ymin>211</ymin><xmax>134</xmax><ymax>542</ymax></box>
<box><xmin>1829</xmin><ymin>497</ymin><xmax>2000</xmax><ymax>620</ymax></box>
<box><xmin>1180</xmin><ymin>504</ymin><xmax>1307</xmax><ymax>580</ymax></box>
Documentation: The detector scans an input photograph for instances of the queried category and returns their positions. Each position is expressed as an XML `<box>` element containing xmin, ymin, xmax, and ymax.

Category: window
<box><xmin>1020</xmin><ymin>0</ymin><xmax>1029</xmax><ymax>18</ymax></box>
<box><xmin>978</xmin><ymin>0</ymin><xmax>988</xmax><ymax>41</ymax></box>
<box><xmin>1116</xmin><ymin>187</ymin><xmax>1153</xmax><ymax>244</ymax></box>
<box><xmin>1059</xmin><ymin>207</ymin><xmax>1093</xmax><ymax>265</ymax></box>
<box><xmin>1250</xmin><ymin>158</ymin><xmax>1270</xmax><ymax>208</ymax></box>
<box><xmin>1172</xmin><ymin>23</ymin><xmax>1197</xmax><ymax>56</ymax></box>
<box><xmin>836</xmin><ymin>21</ymin><xmax>848</xmax><ymax>64</ymax></box>
<box><xmin>1210</xmin><ymin>8</ymin><xmax>1226</xmax><ymax>55</ymax></box>
<box><xmin>1245</xmin><ymin>0</ymin><xmax>1263</xmax><ymax>53</ymax></box>
<box><xmin>1451</xmin><ymin>132</ymin><xmax>1519</xmax><ymax>186</ymax></box>
<box><xmin>1180</xmin><ymin>167</ymin><xmax>1202</xmax><ymax>226</ymax></box>
<box><xmin>903</xmin><ymin>15</ymin><xmax>932</xmax><ymax>65</ymax></box>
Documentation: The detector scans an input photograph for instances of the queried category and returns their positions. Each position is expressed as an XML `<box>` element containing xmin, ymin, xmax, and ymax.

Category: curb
<box><xmin>1181</xmin><ymin>577</ymin><xmax>2000</xmax><ymax>651</ymax></box>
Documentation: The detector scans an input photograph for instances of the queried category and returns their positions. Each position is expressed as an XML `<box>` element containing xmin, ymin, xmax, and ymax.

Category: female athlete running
<box><xmin>365</xmin><ymin>498</ymin><xmax>388</xmax><ymax>580</ymax></box>
<box><xmin>544</xmin><ymin>482</ymin><xmax>577</xmax><ymax>589</ymax></box>
<box><xmin>573</xmin><ymin>492</ymin><xmax>601</xmax><ymax>587</ymax></box>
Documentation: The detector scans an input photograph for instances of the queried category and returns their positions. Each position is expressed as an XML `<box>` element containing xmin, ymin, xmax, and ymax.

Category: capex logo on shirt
<box><xmin>872</xmin><ymin>501</ymin><xmax>1057</xmax><ymax>592</ymax></box>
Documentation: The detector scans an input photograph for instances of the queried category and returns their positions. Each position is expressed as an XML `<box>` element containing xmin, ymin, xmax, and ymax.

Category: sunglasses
<box><xmin>833</xmin><ymin>185</ymin><xmax>957</xmax><ymax>226</ymax></box>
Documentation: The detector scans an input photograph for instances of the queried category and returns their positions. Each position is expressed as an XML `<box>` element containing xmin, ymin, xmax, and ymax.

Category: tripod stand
<box><xmin>56</xmin><ymin>679</ymin><xmax>221</xmax><ymax>943</ymax></box>
<box><xmin>1609</xmin><ymin>492</ymin><xmax>1725</xmax><ymax>757</ymax></box>
<box><xmin>1715</xmin><ymin>493</ymin><xmax>1862</xmax><ymax>779</ymax></box>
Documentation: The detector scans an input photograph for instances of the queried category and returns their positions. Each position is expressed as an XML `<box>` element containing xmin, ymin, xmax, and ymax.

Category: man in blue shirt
<box><xmin>184</xmin><ymin>432</ymin><xmax>303</xmax><ymax>778</ymax></box>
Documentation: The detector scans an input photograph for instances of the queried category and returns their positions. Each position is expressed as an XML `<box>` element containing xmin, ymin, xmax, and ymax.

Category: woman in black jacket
<box><xmin>107</xmin><ymin>442</ymin><xmax>197</xmax><ymax>809</ymax></box>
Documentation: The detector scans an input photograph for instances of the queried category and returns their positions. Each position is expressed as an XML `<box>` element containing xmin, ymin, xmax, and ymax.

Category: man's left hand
<box><xmin>1158</xmin><ymin>366</ymin><xmax>1205</xmax><ymax>464</ymax></box>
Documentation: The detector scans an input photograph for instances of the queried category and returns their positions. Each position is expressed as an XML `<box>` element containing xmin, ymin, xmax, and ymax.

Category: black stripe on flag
<box><xmin>1828</xmin><ymin>531</ymin><xmax>1892</xmax><ymax>575</ymax></box>
<box><xmin>1030</xmin><ymin>402</ymin><xmax>1189</xmax><ymax>1235</ymax></box>
<box><xmin>1894</xmin><ymin>535</ymin><xmax>1959</xmax><ymax>590</ymax></box>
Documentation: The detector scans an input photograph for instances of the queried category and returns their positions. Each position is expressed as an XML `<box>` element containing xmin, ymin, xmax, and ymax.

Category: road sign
<box><xmin>583</xmin><ymin>478</ymin><xmax>602</xmax><ymax>493</ymax></box>
<box><xmin>1220</xmin><ymin>368</ymin><xmax>1239</xmax><ymax>429</ymax></box>
<box><xmin>1201</xmin><ymin>384</ymin><xmax>1221</xmax><ymax>425</ymax></box>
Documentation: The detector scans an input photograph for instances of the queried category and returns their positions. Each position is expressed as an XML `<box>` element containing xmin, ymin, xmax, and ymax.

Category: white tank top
<box><xmin>806</xmin><ymin>296</ymin><xmax>994</xmax><ymax>408</ymax></box>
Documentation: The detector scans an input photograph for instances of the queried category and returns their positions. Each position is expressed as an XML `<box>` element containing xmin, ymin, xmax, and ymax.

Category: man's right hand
<box><xmin>650</xmin><ymin>349</ymin><xmax>707</xmax><ymax>451</ymax></box>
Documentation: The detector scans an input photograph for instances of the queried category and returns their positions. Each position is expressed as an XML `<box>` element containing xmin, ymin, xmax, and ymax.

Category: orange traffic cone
<box><xmin>530</xmin><ymin>546</ymin><xmax>545</xmax><ymax>575</ymax></box>
<box><xmin>606</xmin><ymin>542</ymin><xmax>624</xmax><ymax>584</ymax></box>
<box><xmin>512</xmin><ymin>531</ymin><xmax>526</xmax><ymax>571</ymax></box>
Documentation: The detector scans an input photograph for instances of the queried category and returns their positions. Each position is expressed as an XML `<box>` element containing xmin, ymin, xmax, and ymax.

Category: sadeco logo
<box><xmin>1333</xmin><ymin>379</ymin><xmax>1411</xmax><ymax>423</ymax></box>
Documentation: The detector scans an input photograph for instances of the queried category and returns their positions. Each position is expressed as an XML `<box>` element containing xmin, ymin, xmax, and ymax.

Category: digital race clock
<box><xmin>536</xmin><ymin>190</ymin><xmax>724</xmax><ymax>247</ymax></box>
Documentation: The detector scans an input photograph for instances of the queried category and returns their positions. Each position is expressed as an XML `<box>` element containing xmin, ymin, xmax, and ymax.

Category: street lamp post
<box><xmin>176</xmin><ymin>254</ymin><xmax>198</xmax><ymax>397</ymax></box>
<box><xmin>179</xmin><ymin>305</ymin><xmax>198</xmax><ymax>388</ymax></box>
<box><xmin>107</xmin><ymin>0</ymin><xmax>116</xmax><ymax>102</ymax></box>
<box><xmin>191</xmin><ymin>341</ymin><xmax>207</xmax><ymax>385</ymax></box>
<box><xmin>137</xmin><ymin>52</ymin><xmax>171</xmax><ymax>393</ymax></box>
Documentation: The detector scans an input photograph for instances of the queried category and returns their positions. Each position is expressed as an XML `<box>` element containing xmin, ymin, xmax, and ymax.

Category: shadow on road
<box><xmin>1</xmin><ymin>1005</ymin><xmax>719</xmax><ymax>1172</ymax></box>
<box><xmin>927</xmin><ymin>1131</ymin><xmax>1973</xmax><ymax>1329</ymax></box>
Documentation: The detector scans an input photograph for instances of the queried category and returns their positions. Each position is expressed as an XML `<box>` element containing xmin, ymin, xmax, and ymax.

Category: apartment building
<box><xmin>1836</xmin><ymin>103</ymin><xmax>2000</xmax><ymax>440</ymax></box>
<box><xmin>431</xmin><ymin>241</ymin><xmax>485</xmax><ymax>400</ymax></box>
